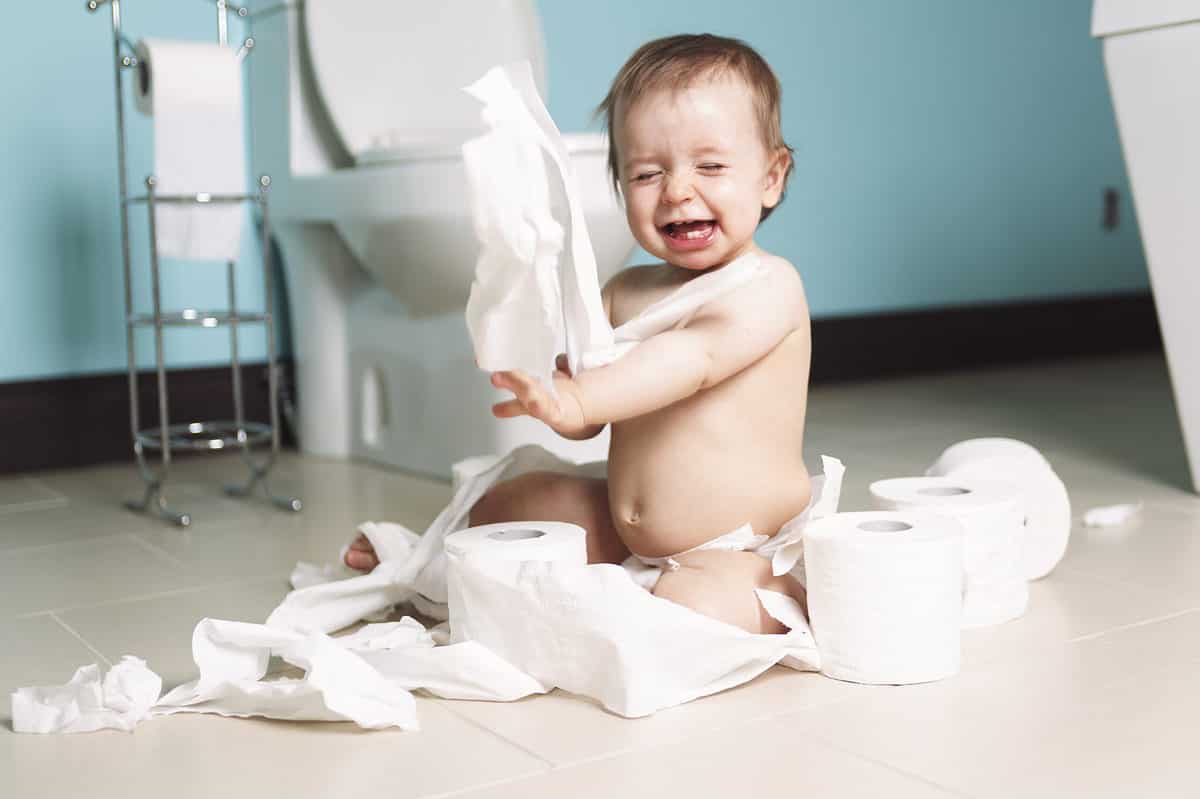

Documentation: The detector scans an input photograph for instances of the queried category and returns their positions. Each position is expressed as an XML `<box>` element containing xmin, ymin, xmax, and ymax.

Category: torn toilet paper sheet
<box><xmin>461</xmin><ymin>61</ymin><xmax>765</xmax><ymax>390</ymax></box>
<box><xmin>439</xmin><ymin>556</ymin><xmax>819</xmax><ymax>717</ymax></box>
<box><xmin>463</xmin><ymin>60</ymin><xmax>610</xmax><ymax>388</ymax></box>
<box><xmin>1083</xmin><ymin>502</ymin><xmax>1142</xmax><ymax>527</ymax></box>
<box><xmin>268</xmin><ymin>445</ymin><xmax>844</xmax><ymax>632</ymax></box>
<box><xmin>13</xmin><ymin>620</ymin><xmax>430</xmax><ymax>734</ymax></box>
<box><xmin>11</xmin><ymin>656</ymin><xmax>161</xmax><ymax>734</ymax></box>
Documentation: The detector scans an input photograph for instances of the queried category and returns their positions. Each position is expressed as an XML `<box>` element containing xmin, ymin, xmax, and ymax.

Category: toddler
<box><xmin>349</xmin><ymin>34</ymin><xmax>812</xmax><ymax>634</ymax></box>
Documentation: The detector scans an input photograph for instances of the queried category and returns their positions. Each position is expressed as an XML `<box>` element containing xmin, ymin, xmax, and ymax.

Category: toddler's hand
<box><xmin>491</xmin><ymin>358</ymin><xmax>589</xmax><ymax>439</ymax></box>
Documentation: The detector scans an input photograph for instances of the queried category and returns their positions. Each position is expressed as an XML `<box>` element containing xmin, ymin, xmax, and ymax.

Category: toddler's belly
<box><xmin>607</xmin><ymin>422</ymin><xmax>811</xmax><ymax>559</ymax></box>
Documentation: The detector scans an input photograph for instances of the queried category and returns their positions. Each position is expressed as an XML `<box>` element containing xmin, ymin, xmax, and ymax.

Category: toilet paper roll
<box><xmin>803</xmin><ymin>511</ymin><xmax>963</xmax><ymax>685</ymax></box>
<box><xmin>927</xmin><ymin>438</ymin><xmax>1048</xmax><ymax>475</ymax></box>
<box><xmin>870</xmin><ymin>476</ymin><xmax>1028</xmax><ymax>628</ymax></box>
<box><xmin>927</xmin><ymin>438</ymin><xmax>1071</xmax><ymax>581</ymax></box>
<box><xmin>444</xmin><ymin>522</ymin><xmax>588</xmax><ymax>643</ymax></box>
<box><xmin>133</xmin><ymin>39</ymin><xmax>245</xmax><ymax>261</ymax></box>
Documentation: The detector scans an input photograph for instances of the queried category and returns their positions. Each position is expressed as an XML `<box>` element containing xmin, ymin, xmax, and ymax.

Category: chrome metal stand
<box><xmin>88</xmin><ymin>0</ymin><xmax>300</xmax><ymax>526</ymax></box>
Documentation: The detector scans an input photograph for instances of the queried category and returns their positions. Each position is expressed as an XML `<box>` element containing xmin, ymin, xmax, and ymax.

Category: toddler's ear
<box><xmin>761</xmin><ymin>147</ymin><xmax>792</xmax><ymax>209</ymax></box>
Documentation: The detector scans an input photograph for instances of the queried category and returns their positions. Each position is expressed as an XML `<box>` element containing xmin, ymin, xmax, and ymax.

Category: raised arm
<box><xmin>569</xmin><ymin>259</ymin><xmax>807</xmax><ymax>424</ymax></box>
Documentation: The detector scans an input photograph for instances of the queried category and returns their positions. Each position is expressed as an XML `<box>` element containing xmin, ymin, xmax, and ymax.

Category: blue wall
<box><xmin>540</xmin><ymin>0</ymin><xmax>1146</xmax><ymax>316</ymax></box>
<box><xmin>0</xmin><ymin>2</ymin><xmax>268</xmax><ymax>383</ymax></box>
<box><xmin>0</xmin><ymin>1</ymin><xmax>1144</xmax><ymax>383</ymax></box>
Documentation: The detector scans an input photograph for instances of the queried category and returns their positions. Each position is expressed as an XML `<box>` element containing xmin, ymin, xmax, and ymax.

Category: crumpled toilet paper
<box><xmin>12</xmin><ymin>620</ymin><xmax>424</xmax><ymax>734</ymax></box>
<box><xmin>461</xmin><ymin>61</ymin><xmax>766</xmax><ymax>390</ymax></box>
<box><xmin>11</xmin><ymin>656</ymin><xmax>161</xmax><ymax>734</ymax></box>
<box><xmin>1083</xmin><ymin>502</ymin><xmax>1142</xmax><ymax>527</ymax></box>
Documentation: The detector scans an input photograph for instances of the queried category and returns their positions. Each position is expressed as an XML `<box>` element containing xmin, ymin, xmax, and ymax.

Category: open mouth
<box><xmin>662</xmin><ymin>219</ymin><xmax>716</xmax><ymax>241</ymax></box>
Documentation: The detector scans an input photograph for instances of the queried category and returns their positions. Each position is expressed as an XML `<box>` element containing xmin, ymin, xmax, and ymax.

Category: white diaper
<box><xmin>621</xmin><ymin>524</ymin><xmax>771</xmax><ymax>590</ymax></box>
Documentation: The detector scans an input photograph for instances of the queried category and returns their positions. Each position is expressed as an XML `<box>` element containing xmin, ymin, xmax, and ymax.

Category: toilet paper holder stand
<box><xmin>86</xmin><ymin>0</ymin><xmax>301</xmax><ymax>527</ymax></box>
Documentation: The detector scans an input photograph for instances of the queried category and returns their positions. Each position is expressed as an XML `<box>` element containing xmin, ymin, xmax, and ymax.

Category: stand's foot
<box><xmin>124</xmin><ymin>489</ymin><xmax>191</xmax><ymax>527</ymax></box>
<box><xmin>223</xmin><ymin>475</ymin><xmax>302</xmax><ymax>513</ymax></box>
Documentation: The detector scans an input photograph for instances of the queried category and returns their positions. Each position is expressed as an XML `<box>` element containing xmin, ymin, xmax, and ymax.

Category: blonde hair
<box><xmin>595</xmin><ymin>34</ymin><xmax>794</xmax><ymax>221</ymax></box>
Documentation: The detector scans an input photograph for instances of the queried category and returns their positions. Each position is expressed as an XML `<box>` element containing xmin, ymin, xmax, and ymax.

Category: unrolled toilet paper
<box><xmin>927</xmin><ymin>438</ymin><xmax>1071</xmax><ymax>580</ymax></box>
<box><xmin>134</xmin><ymin>39</ymin><xmax>245</xmax><ymax>261</ymax></box>
<box><xmin>444</xmin><ymin>522</ymin><xmax>588</xmax><ymax>643</ymax></box>
<box><xmin>803</xmin><ymin>511</ymin><xmax>964</xmax><ymax>685</ymax></box>
<box><xmin>870</xmin><ymin>476</ymin><xmax>1028</xmax><ymax>628</ymax></box>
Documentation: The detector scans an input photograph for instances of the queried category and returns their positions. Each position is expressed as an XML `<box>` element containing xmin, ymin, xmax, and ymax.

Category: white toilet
<box><xmin>1093</xmin><ymin>1</ymin><xmax>1200</xmax><ymax>492</ymax></box>
<box><xmin>246</xmin><ymin>0</ymin><xmax>636</xmax><ymax>478</ymax></box>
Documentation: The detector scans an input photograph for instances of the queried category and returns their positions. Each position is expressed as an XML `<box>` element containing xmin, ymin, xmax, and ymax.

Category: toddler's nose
<box><xmin>661</xmin><ymin>172</ymin><xmax>694</xmax><ymax>205</ymax></box>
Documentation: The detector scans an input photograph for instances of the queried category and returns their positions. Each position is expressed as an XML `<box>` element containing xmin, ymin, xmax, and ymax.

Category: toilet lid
<box><xmin>304</xmin><ymin>0</ymin><xmax>547</xmax><ymax>161</ymax></box>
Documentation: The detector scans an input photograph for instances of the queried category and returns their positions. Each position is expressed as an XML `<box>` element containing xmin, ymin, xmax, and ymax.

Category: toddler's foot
<box><xmin>344</xmin><ymin>534</ymin><xmax>380</xmax><ymax>571</ymax></box>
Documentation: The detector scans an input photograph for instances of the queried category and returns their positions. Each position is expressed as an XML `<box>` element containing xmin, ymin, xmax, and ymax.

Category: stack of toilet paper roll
<box><xmin>802</xmin><ymin>511</ymin><xmax>964</xmax><ymax>684</ymax></box>
<box><xmin>868</xmin><ymin>437</ymin><xmax>1071</xmax><ymax>629</ymax></box>
<box><xmin>926</xmin><ymin>438</ymin><xmax>1071</xmax><ymax>581</ymax></box>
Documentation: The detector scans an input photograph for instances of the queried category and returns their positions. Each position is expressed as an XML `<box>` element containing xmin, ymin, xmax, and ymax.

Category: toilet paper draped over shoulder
<box><xmin>460</xmin><ymin>62</ymin><xmax>764</xmax><ymax>390</ymax></box>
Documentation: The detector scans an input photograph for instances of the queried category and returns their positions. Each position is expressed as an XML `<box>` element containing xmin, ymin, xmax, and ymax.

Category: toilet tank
<box><xmin>1091</xmin><ymin>0</ymin><xmax>1200</xmax><ymax>37</ymax></box>
<box><xmin>248</xmin><ymin>1</ymin><xmax>547</xmax><ymax>179</ymax></box>
<box><xmin>303</xmin><ymin>0</ymin><xmax>546</xmax><ymax>170</ymax></box>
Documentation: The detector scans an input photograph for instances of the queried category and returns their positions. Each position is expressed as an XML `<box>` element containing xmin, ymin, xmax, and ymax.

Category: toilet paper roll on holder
<box><xmin>85</xmin><ymin>0</ymin><xmax>300</xmax><ymax>527</ymax></box>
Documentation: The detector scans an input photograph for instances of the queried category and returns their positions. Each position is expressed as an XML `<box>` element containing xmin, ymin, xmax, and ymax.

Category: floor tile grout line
<box><xmin>14</xmin><ymin>575</ymin><xmax>288</xmax><ymax>620</ymax></box>
<box><xmin>431</xmin><ymin>699</ymin><xmax>556</xmax><ymax>769</ymax></box>
<box><xmin>1054</xmin><ymin>562</ymin><xmax>1200</xmax><ymax>597</ymax></box>
<box><xmin>16</xmin><ymin>474</ymin><xmax>70</xmax><ymax>501</ymax></box>
<box><xmin>799</xmin><ymin>728</ymin><xmax>976</xmax><ymax>798</ymax></box>
<box><xmin>0</xmin><ymin>497</ymin><xmax>71</xmax><ymax>517</ymax></box>
<box><xmin>1067</xmin><ymin>606</ymin><xmax>1200</xmax><ymax>644</ymax></box>
<box><xmin>123</xmin><ymin>531</ymin><xmax>191</xmax><ymax>570</ymax></box>
<box><xmin>48</xmin><ymin>612</ymin><xmax>114</xmax><ymax>669</ymax></box>
<box><xmin>417</xmin><ymin>766</ymin><xmax>557</xmax><ymax>799</ymax></box>
<box><xmin>0</xmin><ymin>531</ymin><xmax>155</xmax><ymax>557</ymax></box>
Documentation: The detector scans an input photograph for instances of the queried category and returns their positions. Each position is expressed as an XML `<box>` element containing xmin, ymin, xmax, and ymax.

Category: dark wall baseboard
<box><xmin>0</xmin><ymin>292</ymin><xmax>1161</xmax><ymax>474</ymax></box>
<box><xmin>0</xmin><ymin>361</ymin><xmax>295</xmax><ymax>475</ymax></box>
<box><xmin>809</xmin><ymin>291</ymin><xmax>1160</xmax><ymax>383</ymax></box>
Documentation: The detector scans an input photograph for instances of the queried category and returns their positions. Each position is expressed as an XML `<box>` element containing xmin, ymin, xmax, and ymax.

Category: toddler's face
<box><xmin>616</xmin><ymin>75</ymin><xmax>788</xmax><ymax>271</ymax></box>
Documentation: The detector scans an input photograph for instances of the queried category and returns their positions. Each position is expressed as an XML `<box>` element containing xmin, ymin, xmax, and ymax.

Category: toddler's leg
<box><xmin>468</xmin><ymin>471</ymin><xmax>629</xmax><ymax>564</ymax></box>
<box><xmin>345</xmin><ymin>471</ymin><xmax>628</xmax><ymax>570</ymax></box>
<box><xmin>651</xmin><ymin>550</ymin><xmax>805</xmax><ymax>635</ymax></box>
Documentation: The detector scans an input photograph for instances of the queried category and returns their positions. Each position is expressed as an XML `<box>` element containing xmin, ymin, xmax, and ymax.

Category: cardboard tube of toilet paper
<box><xmin>444</xmin><ymin>522</ymin><xmax>588</xmax><ymax>644</ymax></box>
<box><xmin>869</xmin><ymin>476</ymin><xmax>1028</xmax><ymax>628</ymax></box>
<box><xmin>927</xmin><ymin>438</ymin><xmax>1071</xmax><ymax>580</ymax></box>
<box><xmin>803</xmin><ymin>511</ymin><xmax>963</xmax><ymax>685</ymax></box>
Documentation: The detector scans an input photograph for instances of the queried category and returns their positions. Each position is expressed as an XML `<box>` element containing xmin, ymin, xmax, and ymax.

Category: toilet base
<box><xmin>346</xmin><ymin>286</ymin><xmax>609</xmax><ymax>478</ymax></box>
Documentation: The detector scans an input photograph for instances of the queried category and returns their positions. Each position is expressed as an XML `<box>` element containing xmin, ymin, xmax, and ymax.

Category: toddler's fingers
<box><xmin>492</xmin><ymin>399</ymin><xmax>527</xmax><ymax>418</ymax></box>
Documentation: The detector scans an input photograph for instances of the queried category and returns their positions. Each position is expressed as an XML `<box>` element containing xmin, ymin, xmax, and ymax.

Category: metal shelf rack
<box><xmin>87</xmin><ymin>0</ymin><xmax>300</xmax><ymax>526</ymax></box>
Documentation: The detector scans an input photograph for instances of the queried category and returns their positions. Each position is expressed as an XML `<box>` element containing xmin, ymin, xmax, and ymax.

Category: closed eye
<box><xmin>631</xmin><ymin>171</ymin><xmax>662</xmax><ymax>183</ymax></box>
<box><xmin>698</xmin><ymin>163</ymin><xmax>726</xmax><ymax>173</ymax></box>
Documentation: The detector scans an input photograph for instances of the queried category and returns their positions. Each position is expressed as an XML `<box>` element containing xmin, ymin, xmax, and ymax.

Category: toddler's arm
<box><xmin>568</xmin><ymin>258</ymin><xmax>807</xmax><ymax>424</ymax></box>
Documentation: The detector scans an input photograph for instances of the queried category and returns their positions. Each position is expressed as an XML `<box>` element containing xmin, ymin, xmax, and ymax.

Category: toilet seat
<box><xmin>304</xmin><ymin>0</ymin><xmax>547</xmax><ymax>163</ymax></box>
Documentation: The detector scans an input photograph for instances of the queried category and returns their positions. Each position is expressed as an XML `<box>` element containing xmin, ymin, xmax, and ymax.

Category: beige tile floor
<box><xmin>2</xmin><ymin>352</ymin><xmax>1198</xmax><ymax>798</ymax></box>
